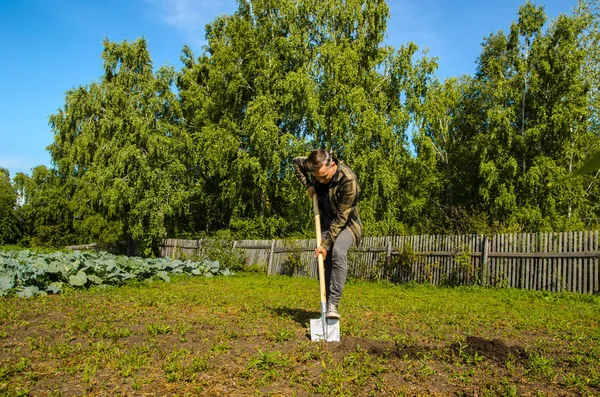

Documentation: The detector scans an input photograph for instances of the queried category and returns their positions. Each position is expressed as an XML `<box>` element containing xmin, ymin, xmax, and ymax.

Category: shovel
<box><xmin>309</xmin><ymin>194</ymin><xmax>340</xmax><ymax>342</ymax></box>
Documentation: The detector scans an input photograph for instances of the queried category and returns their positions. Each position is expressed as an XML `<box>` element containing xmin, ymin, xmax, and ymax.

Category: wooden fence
<box><xmin>161</xmin><ymin>231</ymin><xmax>600</xmax><ymax>294</ymax></box>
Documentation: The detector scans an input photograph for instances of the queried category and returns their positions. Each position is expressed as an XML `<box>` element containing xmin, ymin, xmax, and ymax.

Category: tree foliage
<box><xmin>0</xmin><ymin>169</ymin><xmax>20</xmax><ymax>245</ymax></box>
<box><xmin>414</xmin><ymin>0</ymin><xmax>599</xmax><ymax>232</ymax></box>
<box><xmin>176</xmin><ymin>0</ymin><xmax>436</xmax><ymax>238</ymax></box>
<box><xmin>13</xmin><ymin>167</ymin><xmax>74</xmax><ymax>248</ymax></box>
<box><xmin>47</xmin><ymin>39</ymin><xmax>191</xmax><ymax>255</ymax></box>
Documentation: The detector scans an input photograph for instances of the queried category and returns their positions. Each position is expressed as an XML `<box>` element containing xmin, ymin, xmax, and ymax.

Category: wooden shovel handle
<box><xmin>312</xmin><ymin>194</ymin><xmax>327</xmax><ymax>305</ymax></box>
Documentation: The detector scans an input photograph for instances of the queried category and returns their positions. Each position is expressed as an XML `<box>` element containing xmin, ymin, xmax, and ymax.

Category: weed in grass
<box><xmin>0</xmin><ymin>357</ymin><xmax>30</xmax><ymax>382</ymax></box>
<box><xmin>131</xmin><ymin>375</ymin><xmax>142</xmax><ymax>391</ymax></box>
<box><xmin>118</xmin><ymin>346</ymin><xmax>150</xmax><ymax>377</ymax></box>
<box><xmin>25</xmin><ymin>336</ymin><xmax>44</xmax><ymax>352</ymax></box>
<box><xmin>315</xmin><ymin>366</ymin><xmax>348</xmax><ymax>396</ymax></box>
<box><xmin>417</xmin><ymin>361</ymin><xmax>436</xmax><ymax>380</ymax></box>
<box><xmin>561</xmin><ymin>371</ymin><xmax>589</xmax><ymax>390</ymax></box>
<box><xmin>566</xmin><ymin>353</ymin><xmax>585</xmax><ymax>366</ymax></box>
<box><xmin>392</xmin><ymin>333</ymin><xmax>419</xmax><ymax>351</ymax></box>
<box><xmin>176</xmin><ymin>323</ymin><xmax>192</xmax><ymax>338</ymax></box>
<box><xmin>47</xmin><ymin>341</ymin><xmax>84</xmax><ymax>359</ymax></box>
<box><xmin>0</xmin><ymin>387</ymin><xmax>31</xmax><ymax>397</ymax></box>
<box><xmin>71</xmin><ymin>318</ymin><xmax>94</xmax><ymax>333</ymax></box>
<box><xmin>163</xmin><ymin>349</ymin><xmax>194</xmax><ymax>382</ymax></box>
<box><xmin>82</xmin><ymin>357</ymin><xmax>98</xmax><ymax>391</ymax></box>
<box><xmin>342</xmin><ymin>350</ymin><xmax>362</xmax><ymax>368</ymax></box>
<box><xmin>224</xmin><ymin>329</ymin><xmax>239</xmax><ymax>339</ymax></box>
<box><xmin>163</xmin><ymin>360</ymin><xmax>187</xmax><ymax>382</ymax></box>
<box><xmin>589</xmin><ymin>370</ymin><xmax>600</xmax><ymax>388</ymax></box>
<box><xmin>0</xmin><ymin>364</ymin><xmax>11</xmax><ymax>382</ymax></box>
<box><xmin>455</xmin><ymin>342</ymin><xmax>484</xmax><ymax>366</ymax></box>
<box><xmin>315</xmin><ymin>355</ymin><xmax>383</xmax><ymax>397</ymax></box>
<box><xmin>482</xmin><ymin>378</ymin><xmax>518</xmax><ymax>397</ymax></box>
<box><xmin>248</xmin><ymin>349</ymin><xmax>291</xmax><ymax>370</ymax></box>
<box><xmin>90</xmin><ymin>325</ymin><xmax>132</xmax><ymax>340</ymax></box>
<box><xmin>189</xmin><ymin>355</ymin><xmax>210</xmax><ymax>372</ymax></box>
<box><xmin>42</xmin><ymin>319</ymin><xmax>65</xmax><ymax>331</ymax></box>
<box><xmin>301</xmin><ymin>347</ymin><xmax>323</xmax><ymax>363</ymax></box>
<box><xmin>267</xmin><ymin>328</ymin><xmax>295</xmax><ymax>342</ymax></box>
<box><xmin>505</xmin><ymin>353</ymin><xmax>517</xmax><ymax>376</ymax></box>
<box><xmin>211</xmin><ymin>342</ymin><xmax>231</xmax><ymax>354</ymax></box>
<box><xmin>146</xmin><ymin>323</ymin><xmax>172</xmax><ymax>335</ymax></box>
<box><xmin>526</xmin><ymin>353</ymin><xmax>555</xmax><ymax>380</ymax></box>
<box><xmin>452</xmin><ymin>367</ymin><xmax>476</xmax><ymax>384</ymax></box>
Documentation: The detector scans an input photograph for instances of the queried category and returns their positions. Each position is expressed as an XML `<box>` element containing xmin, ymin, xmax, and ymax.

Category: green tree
<box><xmin>0</xmin><ymin>168</ymin><xmax>20</xmax><ymax>245</ymax></box>
<box><xmin>48</xmin><ymin>38</ymin><xmax>191</xmax><ymax>256</ymax></box>
<box><xmin>412</xmin><ymin>77</ymin><xmax>479</xmax><ymax>233</ymax></box>
<box><xmin>13</xmin><ymin>167</ymin><xmax>74</xmax><ymax>247</ymax></box>
<box><xmin>445</xmin><ymin>1</ymin><xmax>597</xmax><ymax>232</ymax></box>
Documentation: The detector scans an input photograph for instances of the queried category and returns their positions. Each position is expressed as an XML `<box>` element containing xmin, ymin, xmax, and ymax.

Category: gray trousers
<box><xmin>321</xmin><ymin>228</ymin><xmax>354</xmax><ymax>306</ymax></box>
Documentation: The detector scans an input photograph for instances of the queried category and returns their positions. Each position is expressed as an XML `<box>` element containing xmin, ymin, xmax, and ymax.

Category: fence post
<box><xmin>481</xmin><ymin>235</ymin><xmax>489</xmax><ymax>286</ymax></box>
<box><xmin>385</xmin><ymin>238</ymin><xmax>392</xmax><ymax>281</ymax></box>
<box><xmin>267</xmin><ymin>239</ymin><xmax>276</xmax><ymax>275</ymax></box>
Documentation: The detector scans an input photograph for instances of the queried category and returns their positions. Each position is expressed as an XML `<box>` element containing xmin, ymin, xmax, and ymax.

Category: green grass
<box><xmin>0</xmin><ymin>273</ymin><xmax>599</xmax><ymax>396</ymax></box>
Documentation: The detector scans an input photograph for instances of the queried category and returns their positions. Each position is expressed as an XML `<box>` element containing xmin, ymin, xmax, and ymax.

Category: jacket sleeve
<box><xmin>292</xmin><ymin>157</ymin><xmax>313</xmax><ymax>189</ymax></box>
<box><xmin>321</xmin><ymin>176</ymin><xmax>359</xmax><ymax>251</ymax></box>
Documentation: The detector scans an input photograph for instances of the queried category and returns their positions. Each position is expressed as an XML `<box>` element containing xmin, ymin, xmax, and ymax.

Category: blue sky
<box><xmin>0</xmin><ymin>0</ymin><xmax>575</xmax><ymax>179</ymax></box>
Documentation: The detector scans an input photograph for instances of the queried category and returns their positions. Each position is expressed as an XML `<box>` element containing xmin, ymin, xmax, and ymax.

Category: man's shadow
<box><xmin>268</xmin><ymin>306</ymin><xmax>319</xmax><ymax>326</ymax></box>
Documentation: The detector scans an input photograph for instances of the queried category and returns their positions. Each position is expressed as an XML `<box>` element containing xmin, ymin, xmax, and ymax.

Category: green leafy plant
<box><xmin>146</xmin><ymin>324</ymin><xmax>172</xmax><ymax>336</ymax></box>
<box><xmin>268</xmin><ymin>328</ymin><xmax>295</xmax><ymax>343</ymax></box>
<box><xmin>526</xmin><ymin>353</ymin><xmax>556</xmax><ymax>380</ymax></box>
<box><xmin>0</xmin><ymin>249</ymin><xmax>233</xmax><ymax>297</ymax></box>
<box><xmin>248</xmin><ymin>349</ymin><xmax>291</xmax><ymax>370</ymax></box>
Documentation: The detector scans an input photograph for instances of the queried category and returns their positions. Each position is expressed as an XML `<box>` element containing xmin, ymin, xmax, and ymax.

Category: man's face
<box><xmin>312</xmin><ymin>163</ymin><xmax>336</xmax><ymax>184</ymax></box>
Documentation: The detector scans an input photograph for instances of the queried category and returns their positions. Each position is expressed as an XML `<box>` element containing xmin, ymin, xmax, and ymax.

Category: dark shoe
<box><xmin>326</xmin><ymin>303</ymin><xmax>340</xmax><ymax>319</ymax></box>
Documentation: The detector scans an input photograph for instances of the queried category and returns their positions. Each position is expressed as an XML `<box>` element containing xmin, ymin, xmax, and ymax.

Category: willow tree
<box><xmin>48</xmin><ymin>39</ymin><xmax>191</xmax><ymax>255</ymax></box>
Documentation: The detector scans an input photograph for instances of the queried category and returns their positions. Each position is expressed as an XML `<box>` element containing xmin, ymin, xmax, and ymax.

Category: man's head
<box><xmin>307</xmin><ymin>149</ymin><xmax>337</xmax><ymax>184</ymax></box>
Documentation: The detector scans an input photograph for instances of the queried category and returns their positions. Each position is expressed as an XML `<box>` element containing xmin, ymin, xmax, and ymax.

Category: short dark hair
<box><xmin>306</xmin><ymin>149</ymin><xmax>333</xmax><ymax>172</ymax></box>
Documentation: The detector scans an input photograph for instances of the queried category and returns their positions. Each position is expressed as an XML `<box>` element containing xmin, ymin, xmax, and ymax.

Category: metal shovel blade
<box><xmin>310</xmin><ymin>317</ymin><xmax>340</xmax><ymax>342</ymax></box>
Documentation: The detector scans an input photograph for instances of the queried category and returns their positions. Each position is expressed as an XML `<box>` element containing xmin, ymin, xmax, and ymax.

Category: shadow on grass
<box><xmin>268</xmin><ymin>306</ymin><xmax>319</xmax><ymax>325</ymax></box>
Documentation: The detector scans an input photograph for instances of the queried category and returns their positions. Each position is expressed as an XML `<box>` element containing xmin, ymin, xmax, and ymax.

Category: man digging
<box><xmin>293</xmin><ymin>149</ymin><xmax>362</xmax><ymax>320</ymax></box>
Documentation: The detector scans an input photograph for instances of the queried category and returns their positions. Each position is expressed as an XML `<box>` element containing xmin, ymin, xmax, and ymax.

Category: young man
<box><xmin>293</xmin><ymin>149</ymin><xmax>362</xmax><ymax>319</ymax></box>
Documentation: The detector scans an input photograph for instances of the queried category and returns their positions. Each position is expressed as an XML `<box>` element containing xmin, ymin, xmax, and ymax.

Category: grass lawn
<box><xmin>1</xmin><ymin>273</ymin><xmax>599</xmax><ymax>396</ymax></box>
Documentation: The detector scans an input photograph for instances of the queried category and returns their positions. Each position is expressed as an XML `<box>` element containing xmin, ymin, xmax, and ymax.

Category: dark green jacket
<box><xmin>293</xmin><ymin>157</ymin><xmax>362</xmax><ymax>250</ymax></box>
